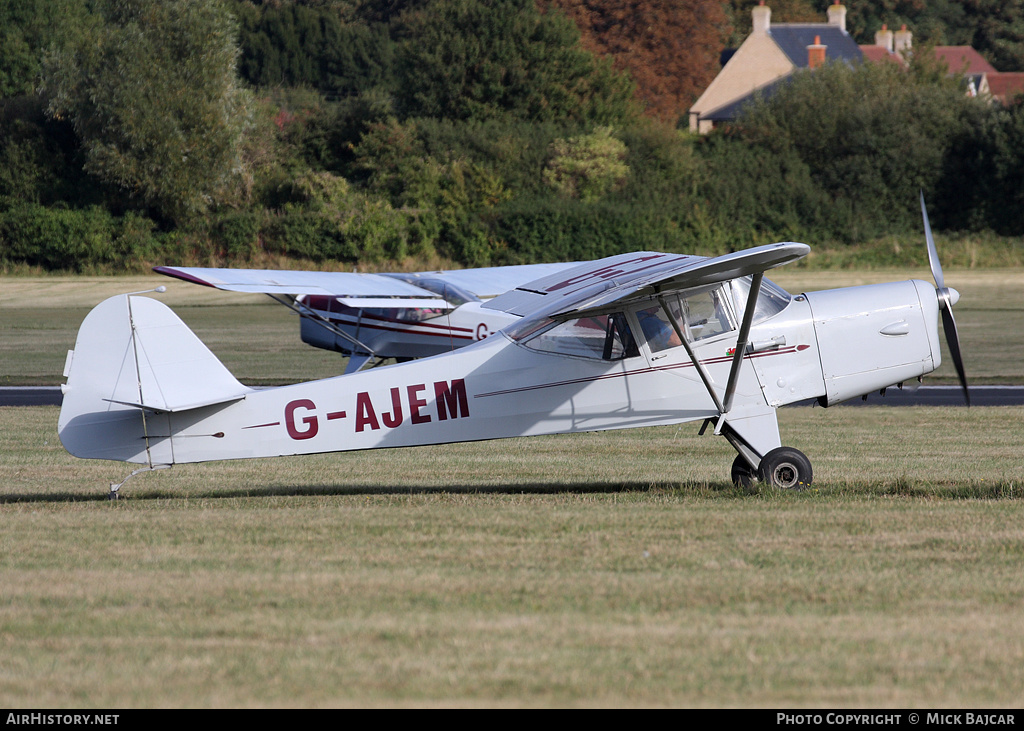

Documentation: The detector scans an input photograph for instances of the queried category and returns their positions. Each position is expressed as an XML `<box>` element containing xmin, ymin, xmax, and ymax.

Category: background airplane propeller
<box><xmin>920</xmin><ymin>191</ymin><xmax>970</xmax><ymax>405</ymax></box>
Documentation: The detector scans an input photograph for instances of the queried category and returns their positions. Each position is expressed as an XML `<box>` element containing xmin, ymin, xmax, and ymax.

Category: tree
<box><xmin>40</xmin><ymin>0</ymin><xmax>253</xmax><ymax>224</ymax></box>
<box><xmin>546</xmin><ymin>0</ymin><xmax>732</xmax><ymax>122</ymax></box>
<box><xmin>544</xmin><ymin>126</ymin><xmax>629</xmax><ymax>202</ymax></box>
<box><xmin>233</xmin><ymin>2</ymin><xmax>396</xmax><ymax>97</ymax></box>
<box><xmin>0</xmin><ymin>0</ymin><xmax>92</xmax><ymax>99</ymax></box>
<box><xmin>393</xmin><ymin>0</ymin><xmax>636</xmax><ymax>125</ymax></box>
<box><xmin>937</xmin><ymin>97</ymin><xmax>1024</xmax><ymax>235</ymax></box>
<box><xmin>729</xmin><ymin>58</ymin><xmax>984</xmax><ymax>240</ymax></box>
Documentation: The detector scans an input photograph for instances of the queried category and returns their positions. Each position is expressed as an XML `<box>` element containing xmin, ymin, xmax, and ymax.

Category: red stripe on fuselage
<box><xmin>305</xmin><ymin>309</ymin><xmax>476</xmax><ymax>341</ymax></box>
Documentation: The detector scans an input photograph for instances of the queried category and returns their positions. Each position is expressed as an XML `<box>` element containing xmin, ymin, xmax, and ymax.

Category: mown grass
<box><xmin>2</xmin><ymin>270</ymin><xmax>1022</xmax><ymax>707</ymax></box>
<box><xmin>1</xmin><ymin>405</ymin><xmax>1022</xmax><ymax>708</ymax></box>
<box><xmin>4</xmin><ymin>266</ymin><xmax>1023</xmax><ymax>386</ymax></box>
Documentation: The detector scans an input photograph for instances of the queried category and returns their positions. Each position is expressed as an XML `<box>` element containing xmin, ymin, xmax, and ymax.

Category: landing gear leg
<box><xmin>730</xmin><ymin>455</ymin><xmax>757</xmax><ymax>490</ymax></box>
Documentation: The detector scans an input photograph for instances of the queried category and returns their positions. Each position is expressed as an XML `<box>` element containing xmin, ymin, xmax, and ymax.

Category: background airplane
<box><xmin>60</xmin><ymin>196</ymin><xmax>967</xmax><ymax>498</ymax></box>
<box><xmin>154</xmin><ymin>262</ymin><xmax>581</xmax><ymax>373</ymax></box>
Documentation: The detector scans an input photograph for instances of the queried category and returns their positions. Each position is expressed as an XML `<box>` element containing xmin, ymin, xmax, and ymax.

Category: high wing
<box><xmin>484</xmin><ymin>243</ymin><xmax>809</xmax><ymax>320</ymax></box>
<box><xmin>154</xmin><ymin>262</ymin><xmax>582</xmax><ymax>305</ymax></box>
<box><xmin>153</xmin><ymin>266</ymin><xmax>455</xmax><ymax>308</ymax></box>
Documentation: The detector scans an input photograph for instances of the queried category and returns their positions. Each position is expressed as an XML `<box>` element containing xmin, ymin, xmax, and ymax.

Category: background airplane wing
<box><xmin>154</xmin><ymin>262</ymin><xmax>583</xmax><ymax>305</ymax></box>
<box><xmin>483</xmin><ymin>244</ymin><xmax>810</xmax><ymax>319</ymax></box>
<box><xmin>153</xmin><ymin>266</ymin><xmax>440</xmax><ymax>299</ymax></box>
<box><xmin>395</xmin><ymin>262</ymin><xmax>583</xmax><ymax>299</ymax></box>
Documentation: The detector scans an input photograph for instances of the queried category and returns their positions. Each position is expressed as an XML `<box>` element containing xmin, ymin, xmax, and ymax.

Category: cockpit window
<box><xmin>636</xmin><ymin>305</ymin><xmax>682</xmax><ymax>352</ymax></box>
<box><xmin>390</xmin><ymin>276</ymin><xmax>479</xmax><ymax>307</ymax></box>
<box><xmin>730</xmin><ymin>276</ymin><xmax>791</xmax><ymax>324</ymax></box>
<box><xmin>637</xmin><ymin>285</ymin><xmax>735</xmax><ymax>350</ymax></box>
<box><xmin>519</xmin><ymin>313</ymin><xmax>638</xmax><ymax>360</ymax></box>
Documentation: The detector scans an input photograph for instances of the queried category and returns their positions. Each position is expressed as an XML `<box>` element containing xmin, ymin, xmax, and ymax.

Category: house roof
<box><xmin>690</xmin><ymin>24</ymin><xmax>862</xmax><ymax>128</ymax></box>
<box><xmin>859</xmin><ymin>45</ymin><xmax>904</xmax><ymax>65</ymax></box>
<box><xmin>770</xmin><ymin>25</ymin><xmax>862</xmax><ymax>68</ymax></box>
<box><xmin>700</xmin><ymin>77</ymin><xmax>791</xmax><ymax>123</ymax></box>
<box><xmin>933</xmin><ymin>46</ymin><xmax>996</xmax><ymax>74</ymax></box>
<box><xmin>987</xmin><ymin>72</ymin><xmax>1024</xmax><ymax>104</ymax></box>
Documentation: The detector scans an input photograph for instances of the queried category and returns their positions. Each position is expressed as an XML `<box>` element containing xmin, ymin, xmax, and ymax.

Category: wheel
<box><xmin>731</xmin><ymin>455</ymin><xmax>757</xmax><ymax>489</ymax></box>
<box><xmin>757</xmin><ymin>447</ymin><xmax>813</xmax><ymax>490</ymax></box>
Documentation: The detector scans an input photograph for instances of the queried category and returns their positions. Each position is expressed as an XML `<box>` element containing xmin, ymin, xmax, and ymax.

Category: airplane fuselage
<box><xmin>59</xmin><ymin>278</ymin><xmax>942</xmax><ymax>467</ymax></box>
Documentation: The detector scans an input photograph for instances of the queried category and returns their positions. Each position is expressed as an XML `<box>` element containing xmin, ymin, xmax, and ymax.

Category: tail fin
<box><xmin>58</xmin><ymin>294</ymin><xmax>252</xmax><ymax>464</ymax></box>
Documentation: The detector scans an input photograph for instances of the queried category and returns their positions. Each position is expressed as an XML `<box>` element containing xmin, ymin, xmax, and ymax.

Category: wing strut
<box><xmin>266</xmin><ymin>294</ymin><xmax>382</xmax><ymax>371</ymax></box>
<box><xmin>722</xmin><ymin>272</ymin><xmax>763</xmax><ymax>414</ymax></box>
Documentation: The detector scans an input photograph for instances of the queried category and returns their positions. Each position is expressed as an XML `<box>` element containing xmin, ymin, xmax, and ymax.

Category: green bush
<box><xmin>728</xmin><ymin>59</ymin><xmax>981</xmax><ymax>240</ymax></box>
<box><xmin>0</xmin><ymin>202</ymin><xmax>165</xmax><ymax>271</ymax></box>
<box><xmin>487</xmin><ymin>196</ymin><xmax>681</xmax><ymax>264</ymax></box>
<box><xmin>216</xmin><ymin>211</ymin><xmax>263</xmax><ymax>259</ymax></box>
<box><xmin>0</xmin><ymin>203</ymin><xmax>114</xmax><ymax>270</ymax></box>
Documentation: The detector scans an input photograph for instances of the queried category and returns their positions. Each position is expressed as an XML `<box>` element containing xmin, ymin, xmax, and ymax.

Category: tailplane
<box><xmin>58</xmin><ymin>294</ymin><xmax>252</xmax><ymax>464</ymax></box>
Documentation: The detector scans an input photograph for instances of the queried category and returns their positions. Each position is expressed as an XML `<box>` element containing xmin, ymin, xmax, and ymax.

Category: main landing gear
<box><xmin>731</xmin><ymin>447</ymin><xmax>813</xmax><ymax>490</ymax></box>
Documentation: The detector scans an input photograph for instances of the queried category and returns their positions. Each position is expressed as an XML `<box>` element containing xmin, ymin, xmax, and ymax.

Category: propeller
<box><xmin>920</xmin><ymin>191</ymin><xmax>970</xmax><ymax>405</ymax></box>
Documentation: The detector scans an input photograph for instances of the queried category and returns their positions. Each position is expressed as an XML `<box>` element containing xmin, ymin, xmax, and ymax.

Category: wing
<box><xmin>153</xmin><ymin>266</ymin><xmax>450</xmax><ymax>308</ymax></box>
<box><xmin>483</xmin><ymin>244</ymin><xmax>809</xmax><ymax>319</ymax></box>
<box><xmin>153</xmin><ymin>262</ymin><xmax>584</xmax><ymax>306</ymax></box>
<box><xmin>394</xmin><ymin>262</ymin><xmax>583</xmax><ymax>299</ymax></box>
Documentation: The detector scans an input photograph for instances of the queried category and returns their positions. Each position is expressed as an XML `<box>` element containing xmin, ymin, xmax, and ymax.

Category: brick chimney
<box><xmin>752</xmin><ymin>1</ymin><xmax>770</xmax><ymax>35</ymax></box>
<box><xmin>808</xmin><ymin>36</ymin><xmax>826</xmax><ymax>69</ymax></box>
<box><xmin>827</xmin><ymin>1</ymin><xmax>847</xmax><ymax>33</ymax></box>
<box><xmin>875</xmin><ymin>24</ymin><xmax>894</xmax><ymax>54</ymax></box>
<box><xmin>894</xmin><ymin>24</ymin><xmax>912</xmax><ymax>55</ymax></box>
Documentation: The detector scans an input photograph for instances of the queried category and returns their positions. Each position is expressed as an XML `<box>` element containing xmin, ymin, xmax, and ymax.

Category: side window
<box><xmin>675</xmin><ymin>285</ymin><xmax>736</xmax><ymax>341</ymax></box>
<box><xmin>521</xmin><ymin>313</ymin><xmax>638</xmax><ymax>360</ymax></box>
<box><xmin>636</xmin><ymin>305</ymin><xmax>682</xmax><ymax>353</ymax></box>
<box><xmin>635</xmin><ymin>285</ymin><xmax>736</xmax><ymax>353</ymax></box>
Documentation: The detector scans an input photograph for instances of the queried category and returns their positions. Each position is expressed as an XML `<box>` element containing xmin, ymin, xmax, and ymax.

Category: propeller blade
<box><xmin>939</xmin><ymin>301</ymin><xmax>970</xmax><ymax>406</ymax></box>
<box><xmin>920</xmin><ymin>190</ymin><xmax>944</xmax><ymax>291</ymax></box>
<box><xmin>922</xmin><ymin>192</ymin><xmax>969</xmax><ymax>406</ymax></box>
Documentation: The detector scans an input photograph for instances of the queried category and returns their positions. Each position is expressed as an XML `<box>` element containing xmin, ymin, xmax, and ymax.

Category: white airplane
<box><xmin>153</xmin><ymin>261</ymin><xmax>582</xmax><ymax>374</ymax></box>
<box><xmin>59</xmin><ymin>195</ymin><xmax>967</xmax><ymax>498</ymax></box>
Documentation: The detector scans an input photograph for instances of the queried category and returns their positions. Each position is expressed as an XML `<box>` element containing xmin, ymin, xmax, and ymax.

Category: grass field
<box><xmin>1</xmin><ymin>404</ymin><xmax>1023</xmax><ymax>708</ymax></box>
<box><xmin>1</xmin><ymin>272</ymin><xmax>1022</xmax><ymax>708</ymax></box>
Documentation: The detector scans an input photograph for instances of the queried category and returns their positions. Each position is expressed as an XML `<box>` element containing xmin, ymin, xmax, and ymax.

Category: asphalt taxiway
<box><xmin>3</xmin><ymin>385</ymin><xmax>1020</xmax><ymax>407</ymax></box>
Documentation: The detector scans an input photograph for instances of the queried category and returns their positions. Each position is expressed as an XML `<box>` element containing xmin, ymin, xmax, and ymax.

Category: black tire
<box><xmin>731</xmin><ymin>455</ymin><xmax>757</xmax><ymax>489</ymax></box>
<box><xmin>757</xmin><ymin>447</ymin><xmax>813</xmax><ymax>489</ymax></box>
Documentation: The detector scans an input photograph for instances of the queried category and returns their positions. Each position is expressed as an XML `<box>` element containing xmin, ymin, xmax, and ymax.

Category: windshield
<box><xmin>730</xmin><ymin>276</ymin><xmax>792</xmax><ymax>323</ymax></box>
<box><xmin>390</xmin><ymin>276</ymin><xmax>479</xmax><ymax>307</ymax></box>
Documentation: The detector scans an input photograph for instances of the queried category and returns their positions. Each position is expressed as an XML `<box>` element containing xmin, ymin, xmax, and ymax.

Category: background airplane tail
<box><xmin>58</xmin><ymin>294</ymin><xmax>252</xmax><ymax>464</ymax></box>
